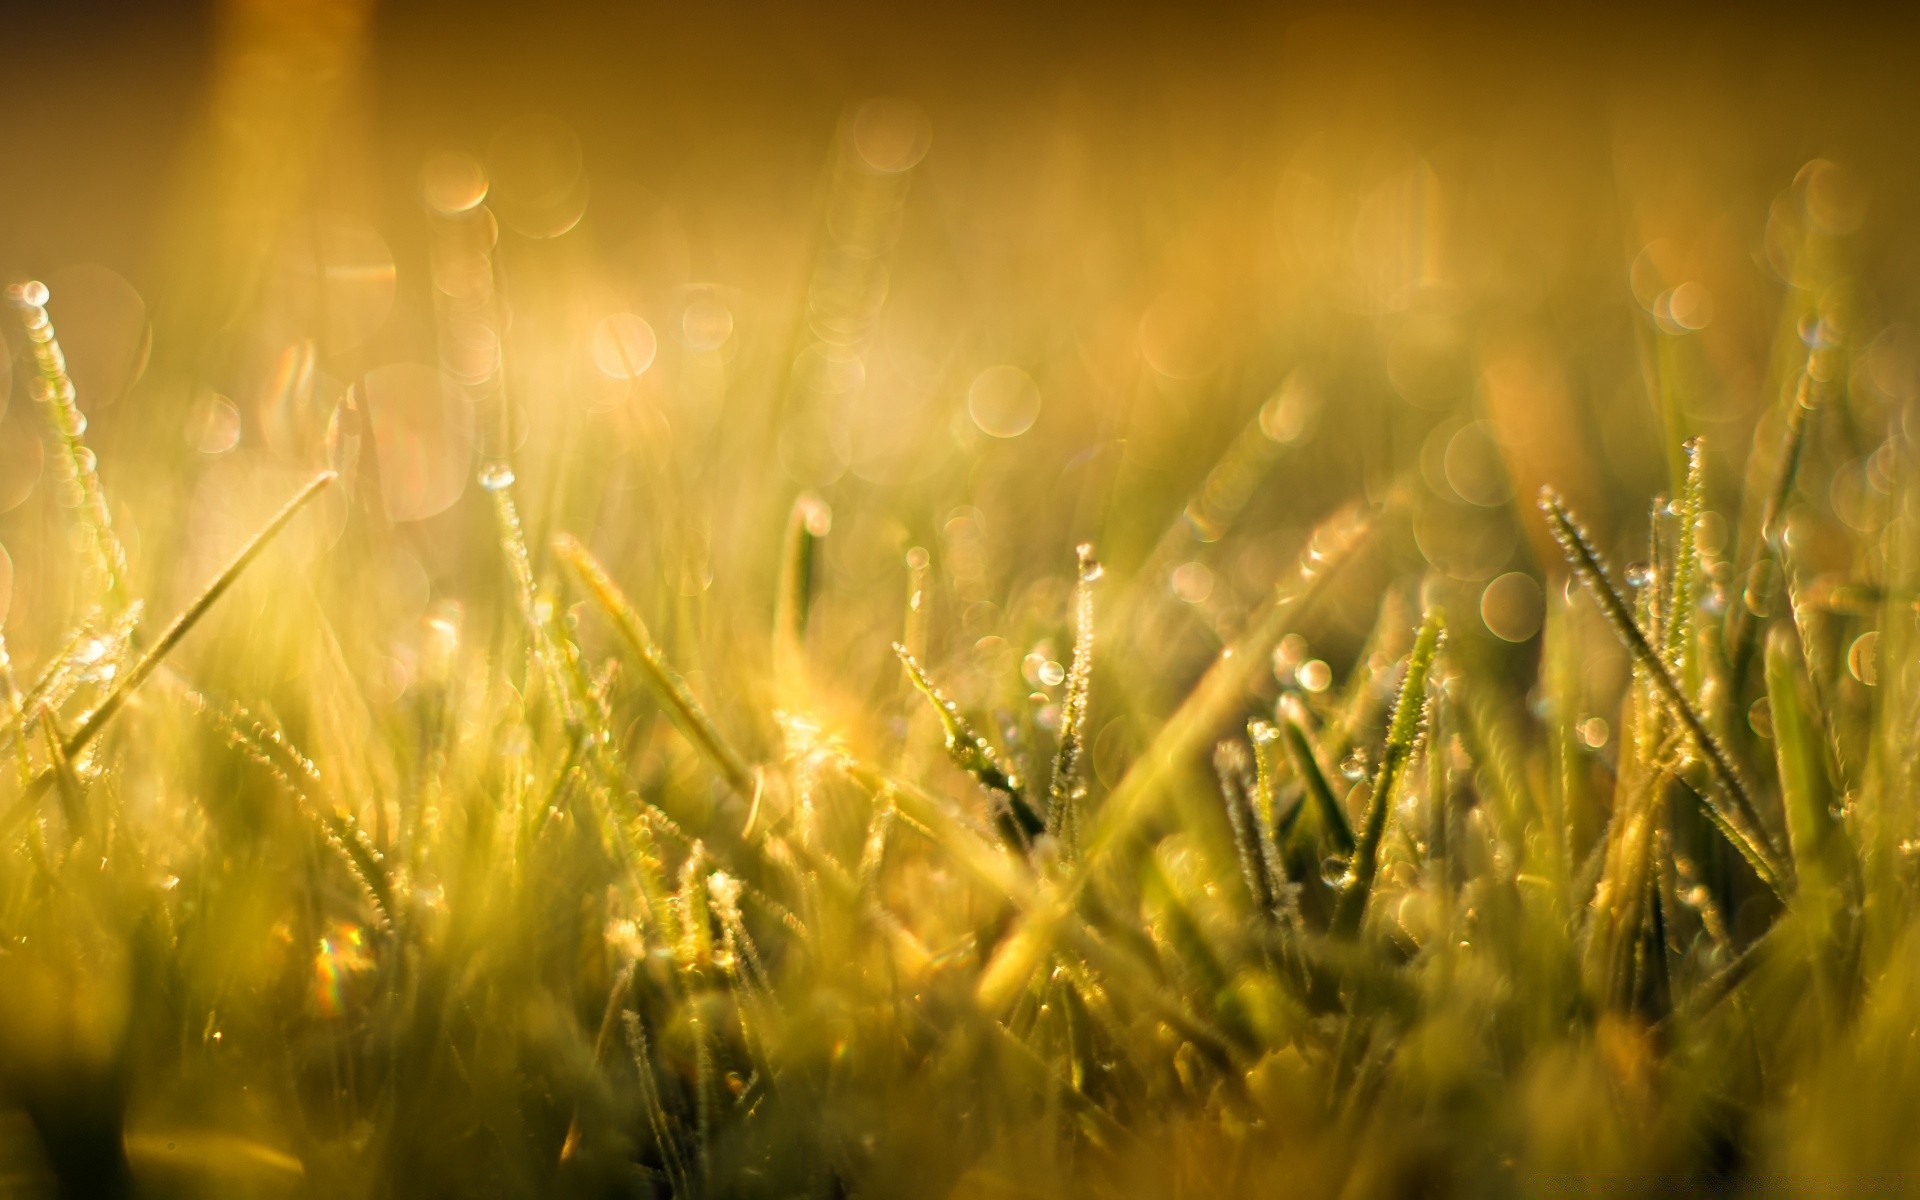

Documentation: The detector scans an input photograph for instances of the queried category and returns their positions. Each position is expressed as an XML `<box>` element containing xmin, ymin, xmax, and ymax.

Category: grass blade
<box><xmin>1046</xmin><ymin>543</ymin><xmax>1100</xmax><ymax>857</ymax></box>
<box><xmin>1765</xmin><ymin>623</ymin><xmax>1856</xmax><ymax>908</ymax></box>
<box><xmin>9</xmin><ymin>281</ymin><xmax>129</xmax><ymax>610</ymax></box>
<box><xmin>1331</xmin><ymin>607</ymin><xmax>1444</xmax><ymax>939</ymax></box>
<box><xmin>1726</xmin><ymin>365</ymin><xmax>1825</xmax><ymax>683</ymax></box>
<box><xmin>1278</xmin><ymin>692</ymin><xmax>1355</xmax><ymax>855</ymax></box>
<box><xmin>0</xmin><ymin>472</ymin><xmax>336</xmax><ymax>827</ymax></box>
<box><xmin>554</xmin><ymin>532</ymin><xmax>756</xmax><ymax>798</ymax></box>
<box><xmin>774</xmin><ymin>492</ymin><xmax>830</xmax><ymax>694</ymax></box>
<box><xmin>1539</xmin><ymin>485</ymin><xmax>1789</xmax><ymax>897</ymax></box>
<box><xmin>891</xmin><ymin>641</ymin><xmax>1043</xmax><ymax>842</ymax></box>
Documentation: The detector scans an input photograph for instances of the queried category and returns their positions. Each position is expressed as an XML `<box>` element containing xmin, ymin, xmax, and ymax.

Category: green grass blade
<box><xmin>0</xmin><ymin>472</ymin><xmax>336</xmax><ymax>829</ymax></box>
<box><xmin>554</xmin><ymin>532</ymin><xmax>756</xmax><ymax>798</ymax></box>
<box><xmin>1332</xmin><ymin>607</ymin><xmax>1443</xmax><ymax>939</ymax></box>
<box><xmin>10</xmin><ymin>281</ymin><xmax>129</xmax><ymax>610</ymax></box>
<box><xmin>1726</xmin><ymin>365</ymin><xmax>1825</xmax><ymax>683</ymax></box>
<box><xmin>1665</xmin><ymin>437</ymin><xmax>1705</xmax><ymax>692</ymax></box>
<box><xmin>1540</xmin><ymin>486</ymin><xmax>1789</xmax><ymax>897</ymax></box>
<box><xmin>1765</xmin><ymin>624</ymin><xmax>1855</xmax><ymax>907</ymax></box>
<box><xmin>774</xmin><ymin>492</ymin><xmax>829</xmax><ymax>692</ymax></box>
<box><xmin>891</xmin><ymin>640</ymin><xmax>1042</xmax><ymax>842</ymax></box>
<box><xmin>1277</xmin><ymin>692</ymin><xmax>1354</xmax><ymax>855</ymax></box>
<box><xmin>1046</xmin><ymin>543</ymin><xmax>1100</xmax><ymax>856</ymax></box>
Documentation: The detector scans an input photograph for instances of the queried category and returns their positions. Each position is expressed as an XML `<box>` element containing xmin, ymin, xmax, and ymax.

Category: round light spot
<box><xmin>443</xmin><ymin>317</ymin><xmax>501</xmax><ymax>386</ymax></box>
<box><xmin>1666</xmin><ymin>281</ymin><xmax>1713</xmax><ymax>331</ymax></box>
<box><xmin>1578</xmin><ymin>716</ymin><xmax>1610</xmax><ymax>749</ymax></box>
<box><xmin>1297</xmin><ymin>659</ymin><xmax>1332</xmax><ymax>693</ymax></box>
<box><xmin>185</xmin><ymin>393</ymin><xmax>242</xmax><ymax>456</ymax></box>
<box><xmin>1171</xmin><ymin>561</ymin><xmax>1214</xmax><ymax>604</ymax></box>
<box><xmin>967</xmin><ymin>365</ymin><xmax>1040</xmax><ymax>438</ymax></box>
<box><xmin>592</xmin><ymin>314</ymin><xmax>657</xmax><ymax>380</ymax></box>
<box><xmin>682</xmin><ymin>295</ymin><xmax>734</xmax><ymax>351</ymax></box>
<box><xmin>1138</xmin><ymin>289</ymin><xmax>1222</xmax><ymax>380</ymax></box>
<box><xmin>1444</xmin><ymin>422</ymin><xmax>1512</xmax><ymax>507</ymax></box>
<box><xmin>420</xmin><ymin>150</ymin><xmax>489</xmax><ymax>215</ymax></box>
<box><xmin>1413</xmin><ymin>501</ymin><xmax>1515</xmax><ymax>582</ymax></box>
<box><xmin>1259</xmin><ymin>373</ymin><xmax>1319</xmax><ymax>444</ymax></box>
<box><xmin>850</xmin><ymin>99</ymin><xmax>932</xmax><ymax>174</ymax></box>
<box><xmin>1481</xmin><ymin>571</ymin><xmax>1544</xmax><ymax>642</ymax></box>
<box><xmin>1801</xmin><ymin>159</ymin><xmax>1866</xmax><ymax>235</ymax></box>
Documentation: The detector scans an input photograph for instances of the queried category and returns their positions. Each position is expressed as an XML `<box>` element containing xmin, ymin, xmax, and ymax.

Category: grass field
<box><xmin>5</xmin><ymin>8</ymin><xmax>1920</xmax><ymax>1197</ymax></box>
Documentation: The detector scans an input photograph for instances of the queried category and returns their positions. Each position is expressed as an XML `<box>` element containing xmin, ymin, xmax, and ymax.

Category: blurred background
<box><xmin>3</xmin><ymin>0</ymin><xmax>1918</xmax><ymax>761</ymax></box>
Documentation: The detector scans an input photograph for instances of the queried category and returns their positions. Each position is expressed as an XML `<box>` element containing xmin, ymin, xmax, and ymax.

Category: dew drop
<box><xmin>1076</xmin><ymin>542</ymin><xmax>1103</xmax><ymax>583</ymax></box>
<box><xmin>1320</xmin><ymin>856</ymin><xmax>1349</xmax><ymax>887</ymax></box>
<box><xmin>478</xmin><ymin>461</ymin><xmax>516</xmax><ymax>491</ymax></box>
<box><xmin>1624</xmin><ymin>561</ymin><xmax>1654</xmax><ymax>589</ymax></box>
<box><xmin>1849</xmin><ymin>630</ymin><xmax>1880</xmax><ymax>686</ymax></box>
<box><xmin>1340</xmin><ymin>748</ymin><xmax>1369</xmax><ymax>781</ymax></box>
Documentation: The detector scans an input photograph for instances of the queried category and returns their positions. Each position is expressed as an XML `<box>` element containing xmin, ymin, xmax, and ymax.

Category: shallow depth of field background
<box><xmin>6</xmin><ymin>2</ymin><xmax>1920</xmax><ymax>1195</ymax></box>
<box><xmin>6</xmin><ymin>3</ymin><xmax>1920</xmax><ymax>678</ymax></box>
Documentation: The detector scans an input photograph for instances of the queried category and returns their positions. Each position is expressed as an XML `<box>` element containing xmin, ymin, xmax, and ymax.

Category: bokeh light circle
<box><xmin>421</xmin><ymin>150</ymin><xmax>490</xmax><ymax>215</ymax></box>
<box><xmin>592</xmin><ymin>314</ymin><xmax>658</xmax><ymax>380</ymax></box>
<box><xmin>851</xmin><ymin>99</ymin><xmax>932</xmax><ymax>174</ymax></box>
<box><xmin>1481</xmin><ymin>572</ymin><xmax>1544</xmax><ymax>642</ymax></box>
<box><xmin>967</xmin><ymin>365</ymin><xmax>1041</xmax><ymax>438</ymax></box>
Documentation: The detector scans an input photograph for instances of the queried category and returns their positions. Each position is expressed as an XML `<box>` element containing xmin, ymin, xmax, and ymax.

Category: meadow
<box><xmin>4</xmin><ymin>9</ymin><xmax>1920</xmax><ymax>1197</ymax></box>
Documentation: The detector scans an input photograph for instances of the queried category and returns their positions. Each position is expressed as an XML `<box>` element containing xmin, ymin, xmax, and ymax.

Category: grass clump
<box><xmin>3</xmin><ymin>152</ymin><xmax>1920</xmax><ymax>1200</ymax></box>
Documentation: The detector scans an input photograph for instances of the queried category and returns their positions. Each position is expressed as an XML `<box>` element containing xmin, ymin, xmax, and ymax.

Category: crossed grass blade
<box><xmin>1539</xmin><ymin>485</ymin><xmax>1790</xmax><ymax>899</ymax></box>
<box><xmin>3</xmin><ymin>471</ymin><xmax>336</xmax><ymax>826</ymax></box>
<box><xmin>973</xmin><ymin>502</ymin><xmax>1377</xmax><ymax>1013</ymax></box>
<box><xmin>890</xmin><ymin>640</ymin><xmax>1043</xmax><ymax>844</ymax></box>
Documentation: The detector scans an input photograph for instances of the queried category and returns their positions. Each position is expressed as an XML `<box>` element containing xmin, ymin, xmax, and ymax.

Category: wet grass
<box><xmin>3</xmin><ymin>162</ymin><xmax>1920</xmax><ymax>1200</ymax></box>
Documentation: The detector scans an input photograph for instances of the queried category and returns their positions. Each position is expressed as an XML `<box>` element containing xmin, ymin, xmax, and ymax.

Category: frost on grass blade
<box><xmin>1046</xmin><ymin>542</ymin><xmax>1100</xmax><ymax>858</ymax></box>
<box><xmin>1332</xmin><ymin>607</ymin><xmax>1444</xmax><ymax>939</ymax></box>
<box><xmin>892</xmin><ymin>640</ymin><xmax>1043</xmax><ymax>844</ymax></box>
<box><xmin>9</xmin><ymin>281</ymin><xmax>129</xmax><ymax>611</ymax></box>
<box><xmin>2</xmin><ymin>471</ymin><xmax>337</xmax><ymax>826</ymax></box>
<box><xmin>1539</xmin><ymin>485</ymin><xmax>1789</xmax><ymax>898</ymax></box>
